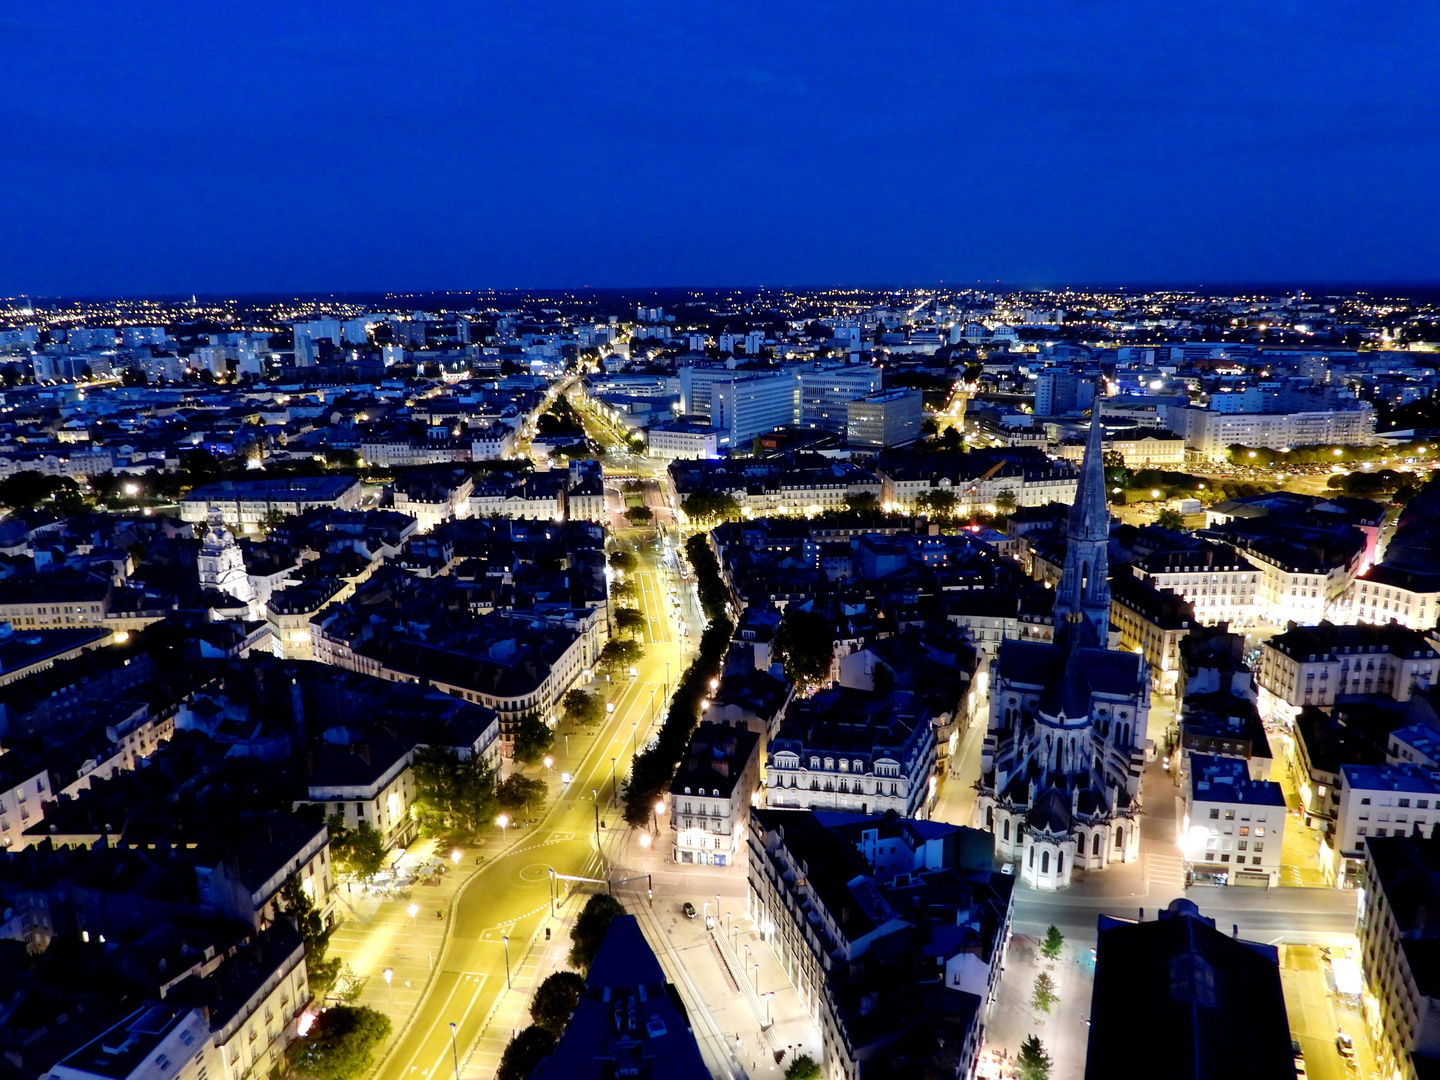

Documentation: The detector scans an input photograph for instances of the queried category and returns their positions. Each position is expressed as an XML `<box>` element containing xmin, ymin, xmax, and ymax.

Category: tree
<box><xmin>845</xmin><ymin>492</ymin><xmax>881</xmax><ymax>514</ymax></box>
<box><xmin>326</xmin><ymin>814</ymin><xmax>387</xmax><ymax>882</ymax></box>
<box><xmin>286</xmin><ymin>1004</ymin><xmax>392</xmax><ymax>1080</ymax></box>
<box><xmin>0</xmin><ymin>470</ymin><xmax>78</xmax><ymax>512</ymax></box>
<box><xmin>410</xmin><ymin>745</ymin><xmax>497</xmax><ymax>833</ymax></box>
<box><xmin>278</xmin><ymin>875</ymin><xmax>341</xmax><ymax>998</ymax></box>
<box><xmin>496</xmin><ymin>1025</ymin><xmax>557</xmax><ymax>1080</ymax></box>
<box><xmin>1017</xmin><ymin>1035</ymin><xmax>1052</xmax><ymax>1080</ymax></box>
<box><xmin>614</xmin><ymin>608</ymin><xmax>647</xmax><ymax>639</ymax></box>
<box><xmin>497</xmin><ymin>773</ymin><xmax>548</xmax><ymax>816</ymax></box>
<box><xmin>1031</xmin><ymin>972</ymin><xmax>1058</xmax><ymax>1014</ymax></box>
<box><xmin>610</xmin><ymin>577</ymin><xmax>638</xmax><ymax>602</ymax></box>
<box><xmin>1155</xmin><ymin>508</ymin><xmax>1185</xmax><ymax>531</ymax></box>
<box><xmin>569</xmin><ymin>893</ymin><xmax>626</xmax><ymax>970</ymax></box>
<box><xmin>785</xmin><ymin>1054</ymin><xmax>821</xmax><ymax>1080</ymax></box>
<box><xmin>1040</xmin><ymin>925</ymin><xmax>1065</xmax><ymax>960</ymax></box>
<box><xmin>774</xmin><ymin>608</ymin><xmax>834</xmax><ymax>687</ymax></box>
<box><xmin>682</xmin><ymin>490</ymin><xmax>742</xmax><ymax>522</ymax></box>
<box><xmin>995</xmin><ymin>488</ymin><xmax>1018</xmax><ymax>515</ymax></box>
<box><xmin>563</xmin><ymin>688</ymin><xmax>604</xmax><ymax>726</ymax></box>
<box><xmin>608</xmin><ymin>549</ymin><xmax>637</xmax><ymax>574</ymax></box>
<box><xmin>599</xmin><ymin>638</ymin><xmax>644</xmax><ymax>672</ymax></box>
<box><xmin>915</xmin><ymin>488</ymin><xmax>958</xmax><ymax>519</ymax></box>
<box><xmin>530</xmin><ymin>970</ymin><xmax>586</xmax><ymax>1034</ymax></box>
<box><xmin>512</xmin><ymin>714</ymin><xmax>555</xmax><ymax>766</ymax></box>
<box><xmin>624</xmin><ymin>505</ymin><xmax>653</xmax><ymax>525</ymax></box>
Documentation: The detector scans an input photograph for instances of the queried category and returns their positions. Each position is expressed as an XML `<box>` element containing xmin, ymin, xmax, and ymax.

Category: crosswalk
<box><xmin>1146</xmin><ymin>853</ymin><xmax>1188</xmax><ymax>899</ymax></box>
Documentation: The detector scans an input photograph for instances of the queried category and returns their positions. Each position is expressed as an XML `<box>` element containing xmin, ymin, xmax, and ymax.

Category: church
<box><xmin>973</xmin><ymin>401</ymin><xmax>1150</xmax><ymax>889</ymax></box>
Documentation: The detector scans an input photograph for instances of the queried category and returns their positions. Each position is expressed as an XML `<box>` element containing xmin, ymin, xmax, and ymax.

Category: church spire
<box><xmin>1054</xmin><ymin>386</ymin><xmax>1112</xmax><ymax>650</ymax></box>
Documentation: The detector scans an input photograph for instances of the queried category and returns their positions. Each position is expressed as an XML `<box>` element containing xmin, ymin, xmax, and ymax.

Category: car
<box><xmin>1337</xmin><ymin>1032</ymin><xmax>1354</xmax><ymax>1058</ymax></box>
<box><xmin>682</xmin><ymin>902</ymin><xmax>697</xmax><ymax>919</ymax></box>
<box><xmin>1000</xmin><ymin>863</ymin><xmax>1016</xmax><ymax>875</ymax></box>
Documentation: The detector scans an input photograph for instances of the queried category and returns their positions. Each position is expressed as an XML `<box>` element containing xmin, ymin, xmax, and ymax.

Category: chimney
<box><xmin>1138</xmin><ymin>908</ymin><xmax>1144</xmax><ymax>921</ymax></box>
<box><xmin>1232</xmin><ymin>924</ymin><xmax>1239</xmax><ymax>939</ymax></box>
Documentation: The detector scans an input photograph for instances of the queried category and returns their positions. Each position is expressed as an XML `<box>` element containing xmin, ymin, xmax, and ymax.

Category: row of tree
<box><xmin>495</xmin><ymin>893</ymin><xmax>628</xmax><ymax>1080</ymax></box>
<box><xmin>621</xmin><ymin>534</ymin><xmax>736</xmax><ymax>826</ymax></box>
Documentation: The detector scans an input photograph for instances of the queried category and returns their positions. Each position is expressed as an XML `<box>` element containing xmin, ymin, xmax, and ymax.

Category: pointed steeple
<box><xmin>1054</xmin><ymin>387</ymin><xmax>1112</xmax><ymax>650</ymax></box>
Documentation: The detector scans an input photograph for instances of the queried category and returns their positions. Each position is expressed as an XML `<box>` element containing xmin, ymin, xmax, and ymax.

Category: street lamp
<box><xmin>611</xmin><ymin>757</ymin><xmax>617</xmax><ymax>805</ymax></box>
<box><xmin>451</xmin><ymin>849</ymin><xmax>461</xmax><ymax>867</ymax></box>
<box><xmin>753</xmin><ymin>963</ymin><xmax>759</xmax><ymax>991</ymax></box>
<box><xmin>764</xmin><ymin>991</ymin><xmax>774</xmax><ymax>1026</ymax></box>
<box><xmin>640</xmin><ymin>833</ymin><xmax>651</xmax><ymax>849</ymax></box>
<box><xmin>502</xmin><ymin>933</ymin><xmax>512</xmax><ymax>988</ymax></box>
<box><xmin>383</xmin><ymin>967</ymin><xmax>393</xmax><ymax>1003</ymax></box>
<box><xmin>497</xmin><ymin>813</ymin><xmax>509</xmax><ymax>843</ymax></box>
<box><xmin>448</xmin><ymin>1022</ymin><xmax>460</xmax><ymax>1080</ymax></box>
<box><xmin>408</xmin><ymin>902</ymin><xmax>419</xmax><ymax>927</ymax></box>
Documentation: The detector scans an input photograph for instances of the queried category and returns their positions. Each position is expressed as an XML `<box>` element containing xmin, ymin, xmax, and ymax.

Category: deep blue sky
<box><xmin>3</xmin><ymin>1</ymin><xmax>1438</xmax><ymax>295</ymax></box>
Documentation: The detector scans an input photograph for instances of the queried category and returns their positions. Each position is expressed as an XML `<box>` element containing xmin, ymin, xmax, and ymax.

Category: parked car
<box><xmin>682</xmin><ymin>902</ymin><xmax>697</xmax><ymax>919</ymax></box>
<box><xmin>1337</xmin><ymin>1032</ymin><xmax>1354</xmax><ymax>1058</ymax></box>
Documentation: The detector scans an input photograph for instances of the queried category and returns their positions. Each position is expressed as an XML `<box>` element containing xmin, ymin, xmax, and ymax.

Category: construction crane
<box><xmin>965</xmin><ymin>458</ymin><xmax>1007</xmax><ymax>495</ymax></box>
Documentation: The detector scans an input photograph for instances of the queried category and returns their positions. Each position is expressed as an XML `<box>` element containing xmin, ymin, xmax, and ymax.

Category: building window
<box><xmin>1208</xmin><ymin>809</ymin><xmax>1219</xmax><ymax>819</ymax></box>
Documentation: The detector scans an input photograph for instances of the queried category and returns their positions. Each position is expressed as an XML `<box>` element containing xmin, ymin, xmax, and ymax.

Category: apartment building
<box><xmin>1109</xmin><ymin>573</ymin><xmax>1195</xmax><ymax>694</ymax></box>
<box><xmin>296</xmin><ymin>733</ymin><xmax>419</xmax><ymax>850</ymax></box>
<box><xmin>668</xmin><ymin>722</ymin><xmax>761</xmax><ymax>867</ymax></box>
<box><xmin>0</xmin><ymin>759</ymin><xmax>51</xmax><ymax>850</ymax></box>
<box><xmin>1181</xmin><ymin>753</ymin><xmax>1286</xmax><ymax>887</ymax></box>
<box><xmin>1357</xmin><ymin>836</ymin><xmax>1440</xmax><ymax>1080</ymax></box>
<box><xmin>182</xmin><ymin>476</ymin><xmax>364</xmax><ymax>532</ymax></box>
<box><xmin>766</xmin><ymin>688</ymin><xmax>937</xmax><ymax>819</ymax></box>
<box><xmin>746</xmin><ymin>809</ymin><xmax>1012</xmax><ymax>1080</ymax></box>
<box><xmin>1347</xmin><ymin>565</ymin><xmax>1440</xmax><ymax>631</ymax></box>
<box><xmin>1256</xmin><ymin>622</ymin><xmax>1439</xmax><ymax>720</ymax></box>
<box><xmin>0</xmin><ymin>578</ymin><xmax>111</xmax><ymax>630</ymax></box>
<box><xmin>1132</xmin><ymin>543</ymin><xmax>1261</xmax><ymax>627</ymax></box>
<box><xmin>1335</xmin><ymin>764</ymin><xmax>1440</xmax><ymax>885</ymax></box>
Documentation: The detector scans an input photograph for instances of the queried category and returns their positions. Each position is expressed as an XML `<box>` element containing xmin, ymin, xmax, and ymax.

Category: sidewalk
<box><xmin>605</xmin><ymin>827</ymin><xmax>823</xmax><ymax>1078</ymax></box>
<box><xmin>327</xmin><ymin>839</ymin><xmax>489</xmax><ymax>1058</ymax></box>
<box><xmin>462</xmin><ymin>897</ymin><xmax>585</xmax><ymax>1078</ymax></box>
<box><xmin>983</xmin><ymin>933</ymin><xmax>1093</xmax><ymax>1080</ymax></box>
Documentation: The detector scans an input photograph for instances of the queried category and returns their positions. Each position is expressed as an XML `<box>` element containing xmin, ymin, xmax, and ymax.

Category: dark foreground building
<box><xmin>530</xmin><ymin>914</ymin><xmax>708</xmax><ymax>1080</ymax></box>
<box><xmin>1086</xmin><ymin>897</ymin><xmax>1294</xmax><ymax>1080</ymax></box>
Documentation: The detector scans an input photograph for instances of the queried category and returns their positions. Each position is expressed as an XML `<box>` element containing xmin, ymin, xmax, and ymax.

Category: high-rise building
<box><xmin>711</xmin><ymin>372</ymin><xmax>796</xmax><ymax>449</ymax></box>
<box><xmin>846</xmin><ymin>387</ymin><xmax>923</xmax><ymax>447</ymax></box>
<box><xmin>798</xmin><ymin>364</ymin><xmax>882</xmax><ymax>432</ymax></box>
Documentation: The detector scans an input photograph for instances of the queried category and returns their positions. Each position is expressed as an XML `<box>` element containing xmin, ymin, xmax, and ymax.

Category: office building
<box><xmin>712</xmin><ymin>372</ymin><xmax>797</xmax><ymax>450</ymax></box>
<box><xmin>845</xmin><ymin>388</ymin><xmax>923</xmax><ymax>448</ymax></box>
<box><xmin>799</xmin><ymin>365</ymin><xmax>882</xmax><ymax>433</ymax></box>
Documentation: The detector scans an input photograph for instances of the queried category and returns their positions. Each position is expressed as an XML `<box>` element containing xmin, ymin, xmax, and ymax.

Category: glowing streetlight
<box><xmin>497</xmin><ymin>813</ymin><xmax>509</xmax><ymax>842</ymax></box>
<box><xmin>543</xmin><ymin>755</ymin><xmax>553</xmax><ymax>775</ymax></box>
<box><xmin>407</xmin><ymin>902</ymin><xmax>419</xmax><ymax>927</ymax></box>
<box><xmin>383</xmin><ymin>966</ymin><xmax>394</xmax><ymax>1003</ymax></box>
<box><xmin>451</xmin><ymin>848</ymin><xmax>461</xmax><ymax>866</ymax></box>
<box><xmin>640</xmin><ymin>833</ymin><xmax>652</xmax><ymax>848</ymax></box>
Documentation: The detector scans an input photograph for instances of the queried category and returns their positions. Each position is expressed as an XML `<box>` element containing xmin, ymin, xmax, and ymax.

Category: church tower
<box><xmin>1053</xmin><ymin>391</ymin><xmax>1111</xmax><ymax>650</ymax></box>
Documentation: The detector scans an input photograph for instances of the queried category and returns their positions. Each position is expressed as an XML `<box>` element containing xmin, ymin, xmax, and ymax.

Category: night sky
<box><xmin>4</xmin><ymin>1</ymin><xmax>1438</xmax><ymax>295</ymax></box>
